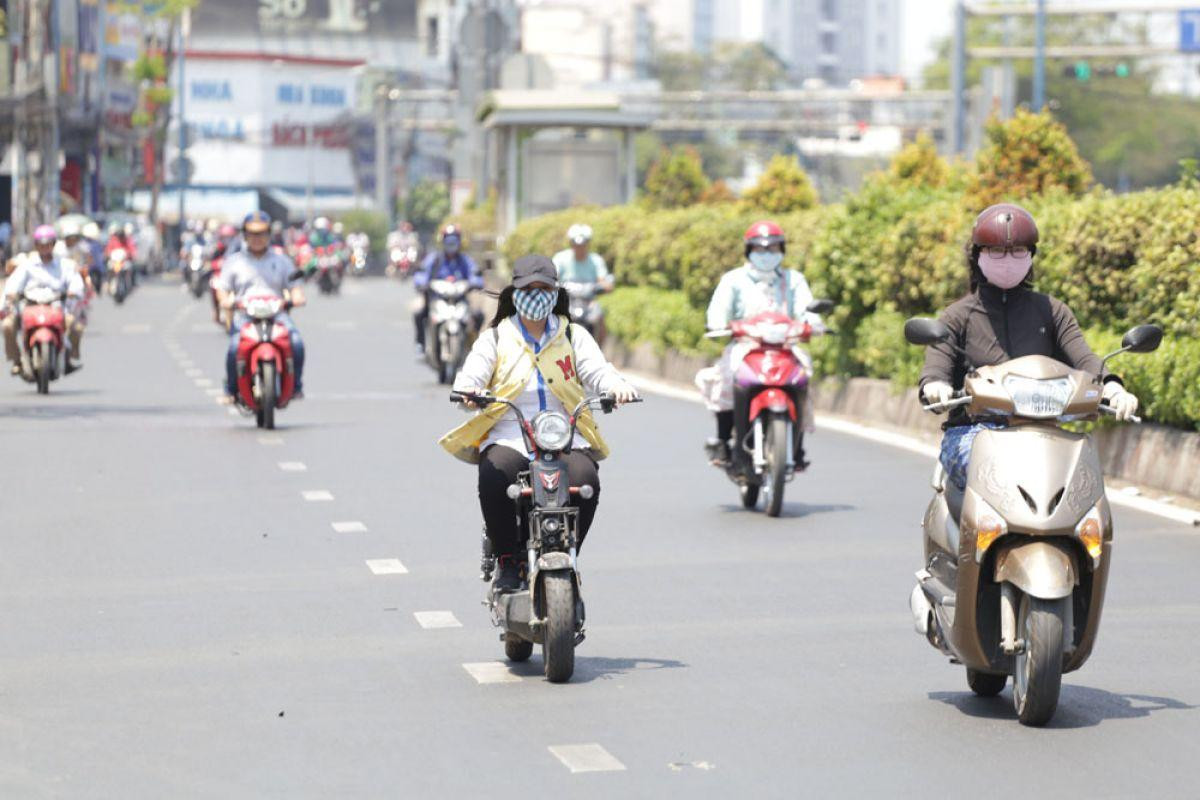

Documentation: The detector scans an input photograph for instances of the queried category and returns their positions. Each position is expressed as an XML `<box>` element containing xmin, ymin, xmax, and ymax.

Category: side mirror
<box><xmin>806</xmin><ymin>298</ymin><xmax>834</xmax><ymax>314</ymax></box>
<box><xmin>904</xmin><ymin>317</ymin><xmax>950</xmax><ymax>346</ymax></box>
<box><xmin>1122</xmin><ymin>324</ymin><xmax>1162</xmax><ymax>354</ymax></box>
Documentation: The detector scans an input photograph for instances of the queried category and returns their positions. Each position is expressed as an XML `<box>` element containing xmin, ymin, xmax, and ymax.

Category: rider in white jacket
<box><xmin>698</xmin><ymin>220</ymin><xmax>823</xmax><ymax>467</ymax></box>
<box><xmin>3</xmin><ymin>225</ymin><xmax>86</xmax><ymax>374</ymax></box>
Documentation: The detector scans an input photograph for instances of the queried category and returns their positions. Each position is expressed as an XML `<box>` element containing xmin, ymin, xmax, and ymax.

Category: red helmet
<box><xmin>219</xmin><ymin>223</ymin><xmax>237</xmax><ymax>238</ymax></box>
<box><xmin>744</xmin><ymin>220</ymin><xmax>786</xmax><ymax>256</ymax></box>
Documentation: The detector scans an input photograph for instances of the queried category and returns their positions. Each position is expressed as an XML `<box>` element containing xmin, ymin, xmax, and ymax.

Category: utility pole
<box><xmin>177</xmin><ymin>8</ymin><xmax>189</xmax><ymax>233</ymax></box>
<box><xmin>952</xmin><ymin>0</ymin><xmax>966</xmax><ymax>154</ymax></box>
<box><xmin>45</xmin><ymin>0</ymin><xmax>62</xmax><ymax>222</ymax></box>
<box><xmin>1033</xmin><ymin>0</ymin><xmax>1046</xmax><ymax>110</ymax></box>
<box><xmin>375</xmin><ymin>88</ymin><xmax>390</xmax><ymax>223</ymax></box>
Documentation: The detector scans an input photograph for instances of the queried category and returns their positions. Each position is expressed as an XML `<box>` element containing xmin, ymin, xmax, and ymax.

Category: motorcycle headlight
<box><xmin>759</xmin><ymin>322</ymin><xmax>790</xmax><ymax>345</ymax></box>
<box><xmin>532</xmin><ymin>412</ymin><xmax>572</xmax><ymax>452</ymax></box>
<box><xmin>1002</xmin><ymin>375</ymin><xmax>1074</xmax><ymax>418</ymax></box>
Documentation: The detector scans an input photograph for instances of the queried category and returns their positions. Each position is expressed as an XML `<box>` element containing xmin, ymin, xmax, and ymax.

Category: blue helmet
<box><xmin>243</xmin><ymin>211</ymin><xmax>271</xmax><ymax>234</ymax></box>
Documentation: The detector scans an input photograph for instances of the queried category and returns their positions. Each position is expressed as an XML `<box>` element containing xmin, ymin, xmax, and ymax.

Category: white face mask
<box><xmin>749</xmin><ymin>251</ymin><xmax>783</xmax><ymax>274</ymax></box>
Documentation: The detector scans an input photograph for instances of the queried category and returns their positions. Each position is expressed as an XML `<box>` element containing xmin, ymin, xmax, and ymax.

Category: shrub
<box><xmin>967</xmin><ymin>109</ymin><xmax>1092</xmax><ymax>207</ymax></box>
<box><xmin>641</xmin><ymin>147</ymin><xmax>710</xmax><ymax>209</ymax></box>
<box><xmin>600</xmin><ymin>286</ymin><xmax>720</xmax><ymax>358</ymax></box>
<box><xmin>741</xmin><ymin>154</ymin><xmax>818</xmax><ymax>213</ymax></box>
<box><xmin>888</xmin><ymin>132</ymin><xmax>950</xmax><ymax>189</ymax></box>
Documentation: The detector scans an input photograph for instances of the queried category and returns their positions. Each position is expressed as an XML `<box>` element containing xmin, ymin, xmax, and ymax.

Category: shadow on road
<box><xmin>929</xmin><ymin>684</ymin><xmax>1197</xmax><ymax>728</ymax></box>
<box><xmin>500</xmin><ymin>656</ymin><xmax>688</xmax><ymax>684</ymax></box>
<box><xmin>718</xmin><ymin>502</ymin><xmax>855</xmax><ymax>519</ymax></box>
<box><xmin>0</xmin><ymin>402</ymin><xmax>170</xmax><ymax>419</ymax></box>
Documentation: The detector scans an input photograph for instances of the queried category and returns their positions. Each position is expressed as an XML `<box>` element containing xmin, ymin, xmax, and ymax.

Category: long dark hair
<box><xmin>964</xmin><ymin>241</ymin><xmax>1038</xmax><ymax>293</ymax></box>
<box><xmin>490</xmin><ymin>285</ymin><xmax>571</xmax><ymax>328</ymax></box>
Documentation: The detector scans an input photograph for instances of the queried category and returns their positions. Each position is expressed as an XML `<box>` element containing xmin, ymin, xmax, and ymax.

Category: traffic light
<box><xmin>1114</xmin><ymin>62</ymin><xmax>1130</xmax><ymax>78</ymax></box>
<box><xmin>1061</xmin><ymin>61</ymin><xmax>1132</xmax><ymax>80</ymax></box>
<box><xmin>1074</xmin><ymin>61</ymin><xmax>1091</xmax><ymax>81</ymax></box>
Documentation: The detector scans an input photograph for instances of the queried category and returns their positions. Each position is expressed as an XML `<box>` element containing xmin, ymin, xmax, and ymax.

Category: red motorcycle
<box><xmin>705</xmin><ymin>300</ymin><xmax>833</xmax><ymax>517</ymax></box>
<box><xmin>15</xmin><ymin>286</ymin><xmax>68</xmax><ymax>394</ymax></box>
<box><xmin>233</xmin><ymin>294</ymin><xmax>297</xmax><ymax>429</ymax></box>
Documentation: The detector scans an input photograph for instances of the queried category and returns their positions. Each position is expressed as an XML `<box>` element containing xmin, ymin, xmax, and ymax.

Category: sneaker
<box><xmin>493</xmin><ymin>556</ymin><xmax>525</xmax><ymax>593</ymax></box>
<box><xmin>64</xmin><ymin>360</ymin><xmax>82</xmax><ymax>375</ymax></box>
<box><xmin>292</xmin><ymin>389</ymin><xmax>305</xmax><ymax>401</ymax></box>
<box><xmin>9</xmin><ymin>364</ymin><xmax>20</xmax><ymax>376</ymax></box>
<box><xmin>704</xmin><ymin>437</ymin><xmax>731</xmax><ymax>466</ymax></box>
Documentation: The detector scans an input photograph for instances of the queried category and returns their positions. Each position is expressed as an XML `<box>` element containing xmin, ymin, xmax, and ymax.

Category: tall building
<box><xmin>788</xmin><ymin>0</ymin><xmax>903</xmax><ymax>85</ymax></box>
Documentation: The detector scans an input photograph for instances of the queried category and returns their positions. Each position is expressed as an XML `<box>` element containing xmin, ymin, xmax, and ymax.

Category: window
<box><xmin>821</xmin><ymin>32</ymin><xmax>837</xmax><ymax>54</ymax></box>
<box><xmin>426</xmin><ymin>15</ymin><xmax>439</xmax><ymax>58</ymax></box>
<box><xmin>821</xmin><ymin>0</ymin><xmax>837</xmax><ymax>21</ymax></box>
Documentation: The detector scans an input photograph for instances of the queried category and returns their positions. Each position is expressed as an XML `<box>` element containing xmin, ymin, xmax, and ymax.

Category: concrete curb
<box><xmin>610</xmin><ymin>339</ymin><xmax>1200</xmax><ymax>527</ymax></box>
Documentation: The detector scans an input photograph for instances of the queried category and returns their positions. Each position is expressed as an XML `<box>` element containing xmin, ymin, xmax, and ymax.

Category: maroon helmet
<box><xmin>971</xmin><ymin>203</ymin><xmax>1039</xmax><ymax>249</ymax></box>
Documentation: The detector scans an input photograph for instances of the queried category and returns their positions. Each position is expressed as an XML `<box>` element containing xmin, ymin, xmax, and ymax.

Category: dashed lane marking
<box><xmin>194</xmin><ymin>378</ymin><xmax>214</xmax><ymax>388</ymax></box>
<box><xmin>462</xmin><ymin>662</ymin><xmax>522</xmax><ymax>684</ymax></box>
<box><xmin>331</xmin><ymin>521</ymin><xmax>367</xmax><ymax>533</ymax></box>
<box><xmin>121</xmin><ymin>323</ymin><xmax>151</xmax><ymax>334</ymax></box>
<box><xmin>548</xmin><ymin>744</ymin><xmax>627</xmax><ymax>774</ymax></box>
<box><xmin>257</xmin><ymin>435</ymin><xmax>284</xmax><ymax>446</ymax></box>
<box><xmin>414</xmin><ymin>611</ymin><xmax>461</xmax><ymax>629</ymax></box>
<box><xmin>302</xmin><ymin>490</ymin><xmax>334</xmax><ymax>502</ymax></box>
<box><xmin>205</xmin><ymin>388</ymin><xmax>225</xmax><ymax>397</ymax></box>
<box><xmin>278</xmin><ymin>461</ymin><xmax>307</xmax><ymax>472</ymax></box>
<box><xmin>365</xmin><ymin>558</ymin><xmax>408</xmax><ymax>575</ymax></box>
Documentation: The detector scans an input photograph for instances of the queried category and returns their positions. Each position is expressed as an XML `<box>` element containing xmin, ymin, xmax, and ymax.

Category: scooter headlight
<box><xmin>972</xmin><ymin>496</ymin><xmax>1008</xmax><ymax>563</ymax></box>
<box><xmin>760</xmin><ymin>322</ymin><xmax>790</xmax><ymax>345</ymax></box>
<box><xmin>1075</xmin><ymin>502</ymin><xmax>1105</xmax><ymax>567</ymax></box>
<box><xmin>1003</xmin><ymin>375</ymin><xmax>1074</xmax><ymax>418</ymax></box>
<box><xmin>531</xmin><ymin>411</ymin><xmax>572</xmax><ymax>452</ymax></box>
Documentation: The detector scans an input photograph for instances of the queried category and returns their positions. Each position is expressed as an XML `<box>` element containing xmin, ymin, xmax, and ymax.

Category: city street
<box><xmin>0</xmin><ymin>278</ymin><xmax>1197</xmax><ymax>798</ymax></box>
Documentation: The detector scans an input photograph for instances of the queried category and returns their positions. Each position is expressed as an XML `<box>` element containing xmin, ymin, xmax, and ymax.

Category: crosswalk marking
<box><xmin>302</xmin><ymin>490</ymin><xmax>334</xmax><ymax>502</ymax></box>
<box><xmin>462</xmin><ymin>662</ymin><xmax>522</xmax><ymax>684</ymax></box>
<box><xmin>414</xmin><ymin>611</ymin><xmax>461</xmax><ymax>629</ymax></box>
<box><xmin>331</xmin><ymin>521</ymin><xmax>367</xmax><ymax>533</ymax></box>
<box><xmin>548</xmin><ymin>744</ymin><xmax>627</xmax><ymax>773</ymax></box>
<box><xmin>365</xmin><ymin>558</ymin><xmax>407</xmax><ymax>575</ymax></box>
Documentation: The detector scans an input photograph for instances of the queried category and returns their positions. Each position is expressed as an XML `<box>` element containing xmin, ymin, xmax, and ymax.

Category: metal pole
<box><xmin>47</xmin><ymin>0</ymin><xmax>61</xmax><ymax>221</ymax></box>
<box><xmin>952</xmin><ymin>0</ymin><xmax>966</xmax><ymax>154</ymax></box>
<box><xmin>177</xmin><ymin>11</ymin><xmax>187</xmax><ymax>235</ymax></box>
<box><xmin>375</xmin><ymin>90</ymin><xmax>389</xmax><ymax>222</ymax></box>
<box><xmin>1033</xmin><ymin>0</ymin><xmax>1046</xmax><ymax>110</ymax></box>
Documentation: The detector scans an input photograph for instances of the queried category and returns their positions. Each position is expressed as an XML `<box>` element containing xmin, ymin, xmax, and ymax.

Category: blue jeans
<box><xmin>939</xmin><ymin>423</ymin><xmax>1001</xmax><ymax>490</ymax></box>
<box><xmin>226</xmin><ymin>314</ymin><xmax>305</xmax><ymax>396</ymax></box>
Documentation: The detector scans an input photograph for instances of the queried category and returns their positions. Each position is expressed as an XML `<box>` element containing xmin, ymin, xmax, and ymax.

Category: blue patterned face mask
<box><xmin>513</xmin><ymin>288</ymin><xmax>558</xmax><ymax>321</ymax></box>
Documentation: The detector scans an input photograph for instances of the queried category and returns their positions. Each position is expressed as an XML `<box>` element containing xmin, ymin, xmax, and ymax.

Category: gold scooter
<box><xmin>904</xmin><ymin>319</ymin><xmax>1162</xmax><ymax>726</ymax></box>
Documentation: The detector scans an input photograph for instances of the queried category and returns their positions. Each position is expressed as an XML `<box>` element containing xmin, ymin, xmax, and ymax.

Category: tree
<box><xmin>741</xmin><ymin>154</ymin><xmax>818</xmax><ymax>214</ymax></box>
<box><xmin>641</xmin><ymin>147</ymin><xmax>710</xmax><ymax>209</ymax></box>
<box><xmin>403</xmin><ymin>180</ymin><xmax>451</xmax><ymax>238</ymax></box>
<box><xmin>967</xmin><ymin>109</ymin><xmax>1091</xmax><ymax>207</ymax></box>
<box><xmin>123</xmin><ymin>0</ymin><xmax>200</xmax><ymax>229</ymax></box>
<box><xmin>654</xmin><ymin>51</ymin><xmax>708</xmax><ymax>92</ymax></box>
<box><xmin>887</xmin><ymin>133</ymin><xmax>950</xmax><ymax>189</ymax></box>
<box><xmin>716</xmin><ymin>42</ymin><xmax>787</xmax><ymax>91</ymax></box>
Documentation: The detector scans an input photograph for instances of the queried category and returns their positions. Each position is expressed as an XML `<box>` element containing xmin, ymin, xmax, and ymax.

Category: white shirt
<box><xmin>215</xmin><ymin>248</ymin><xmax>300</xmax><ymax>301</ymax></box>
<box><xmin>453</xmin><ymin>315</ymin><xmax>625</xmax><ymax>456</ymax></box>
<box><xmin>706</xmin><ymin>264</ymin><xmax>822</xmax><ymax>331</ymax></box>
<box><xmin>4</xmin><ymin>255</ymin><xmax>85</xmax><ymax>301</ymax></box>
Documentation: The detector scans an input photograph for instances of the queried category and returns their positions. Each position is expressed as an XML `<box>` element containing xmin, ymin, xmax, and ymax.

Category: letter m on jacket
<box><xmin>556</xmin><ymin>355</ymin><xmax>576</xmax><ymax>381</ymax></box>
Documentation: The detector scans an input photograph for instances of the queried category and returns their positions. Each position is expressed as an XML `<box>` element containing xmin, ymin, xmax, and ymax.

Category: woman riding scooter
<box><xmin>441</xmin><ymin>255</ymin><xmax>639</xmax><ymax>592</ymax></box>
<box><xmin>918</xmin><ymin>203</ymin><xmax>1139</xmax><ymax>488</ymax></box>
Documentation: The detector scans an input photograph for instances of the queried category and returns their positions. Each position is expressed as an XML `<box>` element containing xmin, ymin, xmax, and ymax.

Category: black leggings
<box><xmin>478</xmin><ymin>445</ymin><xmax>600</xmax><ymax>557</ymax></box>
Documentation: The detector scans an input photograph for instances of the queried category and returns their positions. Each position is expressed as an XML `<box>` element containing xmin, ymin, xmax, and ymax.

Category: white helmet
<box><xmin>82</xmin><ymin>222</ymin><xmax>101</xmax><ymax>240</ymax></box>
<box><xmin>567</xmin><ymin>223</ymin><xmax>592</xmax><ymax>245</ymax></box>
<box><xmin>59</xmin><ymin>220</ymin><xmax>82</xmax><ymax>238</ymax></box>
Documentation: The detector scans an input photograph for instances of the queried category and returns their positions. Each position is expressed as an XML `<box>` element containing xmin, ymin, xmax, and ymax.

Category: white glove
<box><xmin>610</xmin><ymin>380</ymin><xmax>640</xmax><ymax>405</ymax></box>
<box><xmin>1102</xmin><ymin>381</ymin><xmax>1139</xmax><ymax>421</ymax></box>
<box><xmin>922</xmin><ymin>381</ymin><xmax>954</xmax><ymax>406</ymax></box>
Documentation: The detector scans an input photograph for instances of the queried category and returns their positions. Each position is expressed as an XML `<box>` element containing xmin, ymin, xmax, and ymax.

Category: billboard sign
<box><xmin>192</xmin><ymin>0</ymin><xmax>416</xmax><ymax>37</ymax></box>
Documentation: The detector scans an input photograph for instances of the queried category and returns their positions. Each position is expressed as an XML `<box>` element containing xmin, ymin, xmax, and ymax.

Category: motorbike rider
<box><xmin>443</xmin><ymin>255</ymin><xmax>640</xmax><ymax>592</ymax></box>
<box><xmin>215</xmin><ymin>211</ymin><xmax>307</xmax><ymax>401</ymax></box>
<box><xmin>701</xmin><ymin>220</ymin><xmax>823</xmax><ymax>469</ymax></box>
<box><xmin>3</xmin><ymin>225</ymin><xmax>87</xmax><ymax>374</ymax></box>
<box><xmin>413</xmin><ymin>224</ymin><xmax>484</xmax><ymax>358</ymax></box>
<box><xmin>919</xmin><ymin>203</ymin><xmax>1139</xmax><ymax>493</ymax></box>
<box><xmin>388</xmin><ymin>221</ymin><xmax>419</xmax><ymax>252</ymax></box>
<box><xmin>59</xmin><ymin>222</ymin><xmax>96</xmax><ymax>296</ymax></box>
<box><xmin>552</xmin><ymin>224</ymin><xmax>614</xmax><ymax>291</ymax></box>
<box><xmin>81</xmin><ymin>222</ymin><xmax>106</xmax><ymax>293</ymax></box>
<box><xmin>104</xmin><ymin>224</ymin><xmax>138</xmax><ymax>263</ymax></box>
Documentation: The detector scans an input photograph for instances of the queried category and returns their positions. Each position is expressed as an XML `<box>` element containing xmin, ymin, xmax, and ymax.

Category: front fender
<box><xmin>994</xmin><ymin>540</ymin><xmax>1078</xmax><ymax>600</ymax></box>
<box><xmin>748</xmin><ymin>387</ymin><xmax>796</xmax><ymax>422</ymax></box>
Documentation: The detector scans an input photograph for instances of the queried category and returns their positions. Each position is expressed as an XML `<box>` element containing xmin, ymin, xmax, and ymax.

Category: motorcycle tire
<box><xmin>764</xmin><ymin>415</ymin><xmax>789</xmax><ymax>518</ymax></box>
<box><xmin>966</xmin><ymin>668</ymin><xmax>1007</xmax><ymax>697</ymax></box>
<box><xmin>258</xmin><ymin>361</ymin><xmax>277</xmax><ymax>430</ymax></box>
<box><xmin>504</xmin><ymin>632</ymin><xmax>533</xmax><ymax>663</ymax></box>
<box><xmin>740</xmin><ymin>482</ymin><xmax>759</xmax><ymax>509</ymax></box>
<box><xmin>1013</xmin><ymin>593</ymin><xmax>1067</xmax><ymax>726</ymax></box>
<box><xmin>114</xmin><ymin>276</ymin><xmax>127</xmax><ymax>305</ymax></box>
<box><xmin>440</xmin><ymin>361</ymin><xmax>455</xmax><ymax>385</ymax></box>
<box><xmin>541</xmin><ymin>572</ymin><xmax>576</xmax><ymax>683</ymax></box>
<box><xmin>35</xmin><ymin>342</ymin><xmax>52</xmax><ymax>395</ymax></box>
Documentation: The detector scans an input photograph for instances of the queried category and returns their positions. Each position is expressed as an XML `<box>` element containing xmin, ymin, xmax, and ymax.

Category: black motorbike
<box><xmin>449</xmin><ymin>390</ymin><xmax>640</xmax><ymax>682</ymax></box>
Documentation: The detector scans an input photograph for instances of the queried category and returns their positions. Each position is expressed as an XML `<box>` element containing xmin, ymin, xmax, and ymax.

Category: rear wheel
<box><xmin>504</xmin><ymin>632</ymin><xmax>533</xmax><ymax>663</ymax></box>
<box><xmin>259</xmin><ymin>361</ymin><xmax>277</xmax><ymax>430</ymax></box>
<box><xmin>967</xmin><ymin>668</ymin><xmax>1007</xmax><ymax>697</ymax></box>
<box><xmin>1013</xmin><ymin>593</ymin><xmax>1067</xmax><ymax>726</ymax></box>
<box><xmin>542</xmin><ymin>573</ymin><xmax>576</xmax><ymax>683</ymax></box>
<box><xmin>35</xmin><ymin>342</ymin><xmax>52</xmax><ymax>395</ymax></box>
<box><xmin>763</xmin><ymin>416</ymin><xmax>790</xmax><ymax>517</ymax></box>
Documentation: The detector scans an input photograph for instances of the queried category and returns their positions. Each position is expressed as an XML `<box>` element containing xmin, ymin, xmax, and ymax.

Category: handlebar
<box><xmin>921</xmin><ymin>392</ymin><xmax>1143</xmax><ymax>424</ymax></box>
<box><xmin>449</xmin><ymin>391</ymin><xmax>642</xmax><ymax>423</ymax></box>
<box><xmin>1099</xmin><ymin>402</ymin><xmax>1142</xmax><ymax>425</ymax></box>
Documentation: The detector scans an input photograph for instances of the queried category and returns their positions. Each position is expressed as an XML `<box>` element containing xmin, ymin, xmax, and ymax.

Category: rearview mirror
<box><xmin>904</xmin><ymin>317</ymin><xmax>950</xmax><ymax>346</ymax></box>
<box><xmin>806</xmin><ymin>298</ymin><xmax>834</xmax><ymax>315</ymax></box>
<box><xmin>1121</xmin><ymin>324</ymin><xmax>1163</xmax><ymax>354</ymax></box>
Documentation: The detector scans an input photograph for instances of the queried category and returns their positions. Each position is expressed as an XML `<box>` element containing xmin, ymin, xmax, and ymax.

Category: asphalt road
<box><xmin>1</xmin><ymin>277</ymin><xmax>1198</xmax><ymax>798</ymax></box>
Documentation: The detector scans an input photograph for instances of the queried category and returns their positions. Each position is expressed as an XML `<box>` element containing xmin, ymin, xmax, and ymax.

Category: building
<box><xmin>517</xmin><ymin>0</ymin><xmax>656</xmax><ymax>87</ymax></box>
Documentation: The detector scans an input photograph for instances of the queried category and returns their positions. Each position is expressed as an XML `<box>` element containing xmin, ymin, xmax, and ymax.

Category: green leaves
<box><xmin>741</xmin><ymin>155</ymin><xmax>818</xmax><ymax>214</ymax></box>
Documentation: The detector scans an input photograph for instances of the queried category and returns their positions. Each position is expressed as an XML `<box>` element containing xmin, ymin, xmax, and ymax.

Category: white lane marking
<box><xmin>331</xmin><ymin>521</ymin><xmax>368</xmax><ymax>533</ymax></box>
<box><xmin>548</xmin><ymin>744</ymin><xmax>627</xmax><ymax>774</ymax></box>
<box><xmin>365</xmin><ymin>558</ymin><xmax>407</xmax><ymax>575</ymax></box>
<box><xmin>669</xmin><ymin>761</ymin><xmax>716</xmax><ymax>772</ymax></box>
<box><xmin>414</xmin><ymin>611</ymin><xmax>462</xmax><ymax>629</ymax></box>
<box><xmin>257</xmin><ymin>435</ymin><xmax>284</xmax><ymax>446</ymax></box>
<box><xmin>278</xmin><ymin>461</ymin><xmax>307</xmax><ymax>472</ymax></box>
<box><xmin>302</xmin><ymin>490</ymin><xmax>334</xmax><ymax>502</ymax></box>
<box><xmin>205</xmin><ymin>388</ymin><xmax>225</xmax><ymax>397</ymax></box>
<box><xmin>184</xmin><ymin>367</ymin><xmax>202</xmax><ymax>376</ymax></box>
<box><xmin>194</xmin><ymin>378</ymin><xmax>214</xmax><ymax>388</ymax></box>
<box><xmin>462</xmin><ymin>662</ymin><xmax>522</xmax><ymax>684</ymax></box>
<box><xmin>627</xmin><ymin>370</ymin><xmax>1200</xmax><ymax>527</ymax></box>
<box><xmin>122</xmin><ymin>323</ymin><xmax>151</xmax><ymax>334</ymax></box>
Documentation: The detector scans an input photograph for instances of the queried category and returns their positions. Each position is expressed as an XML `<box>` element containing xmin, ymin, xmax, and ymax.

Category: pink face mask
<box><xmin>978</xmin><ymin>251</ymin><xmax>1032</xmax><ymax>290</ymax></box>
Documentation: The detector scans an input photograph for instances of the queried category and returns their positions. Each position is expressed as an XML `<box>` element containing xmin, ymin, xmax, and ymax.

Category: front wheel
<box><xmin>1013</xmin><ymin>593</ymin><xmax>1067</xmax><ymax>726</ymax></box>
<box><xmin>35</xmin><ymin>341</ymin><xmax>53</xmax><ymax>394</ymax></box>
<box><xmin>764</xmin><ymin>415</ymin><xmax>790</xmax><ymax>517</ymax></box>
<box><xmin>542</xmin><ymin>572</ymin><xmax>576</xmax><ymax>683</ymax></box>
<box><xmin>505</xmin><ymin>632</ymin><xmax>533</xmax><ymax>663</ymax></box>
<box><xmin>257</xmin><ymin>361</ymin><xmax>277</xmax><ymax>430</ymax></box>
